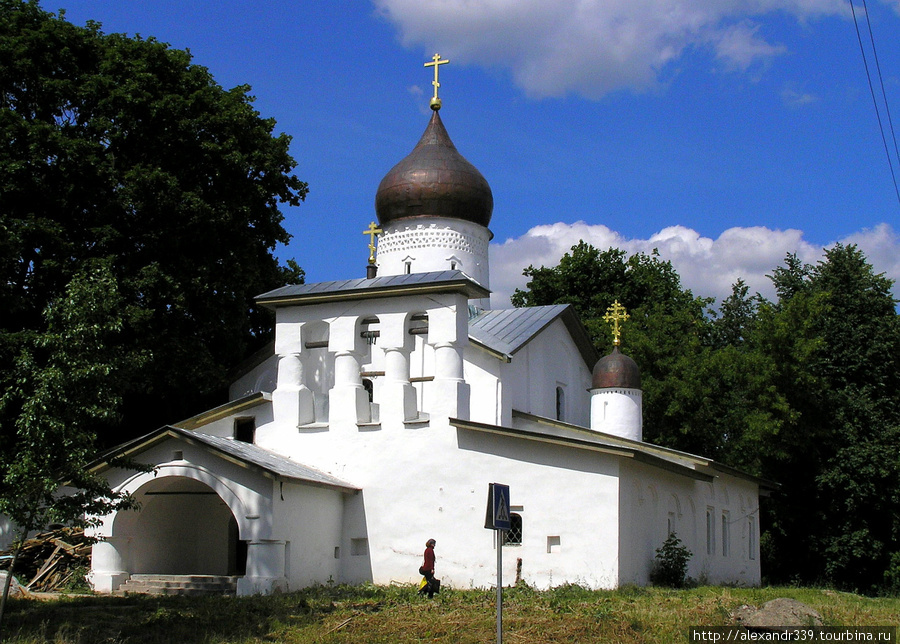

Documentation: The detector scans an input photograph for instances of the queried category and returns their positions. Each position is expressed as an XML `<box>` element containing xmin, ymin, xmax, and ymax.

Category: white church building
<box><xmin>87</xmin><ymin>64</ymin><xmax>774</xmax><ymax>595</ymax></box>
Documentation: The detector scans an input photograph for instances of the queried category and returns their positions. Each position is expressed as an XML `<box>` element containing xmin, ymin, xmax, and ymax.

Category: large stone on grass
<box><xmin>732</xmin><ymin>598</ymin><xmax>824</xmax><ymax>632</ymax></box>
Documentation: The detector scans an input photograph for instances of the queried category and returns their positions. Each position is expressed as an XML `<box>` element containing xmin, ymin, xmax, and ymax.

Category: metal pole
<box><xmin>496</xmin><ymin>529</ymin><xmax>503</xmax><ymax>644</ymax></box>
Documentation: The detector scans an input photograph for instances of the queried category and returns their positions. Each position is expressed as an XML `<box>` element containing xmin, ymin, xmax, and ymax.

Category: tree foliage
<box><xmin>0</xmin><ymin>0</ymin><xmax>307</xmax><ymax>441</ymax></box>
<box><xmin>512</xmin><ymin>242</ymin><xmax>900</xmax><ymax>592</ymax></box>
<box><xmin>755</xmin><ymin>246</ymin><xmax>900</xmax><ymax>591</ymax></box>
<box><xmin>0</xmin><ymin>260</ymin><xmax>142</xmax><ymax>632</ymax></box>
<box><xmin>0</xmin><ymin>3</ymin><xmax>306</xmax><ymax>620</ymax></box>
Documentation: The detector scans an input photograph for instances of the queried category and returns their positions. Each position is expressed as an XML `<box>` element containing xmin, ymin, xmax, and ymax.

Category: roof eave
<box><xmin>257</xmin><ymin>274</ymin><xmax>490</xmax><ymax>310</ymax></box>
<box><xmin>175</xmin><ymin>392</ymin><xmax>272</xmax><ymax>431</ymax></box>
<box><xmin>450</xmin><ymin>417</ymin><xmax>714</xmax><ymax>483</ymax></box>
<box><xmin>509</xmin><ymin>410</ymin><xmax>779</xmax><ymax>490</ymax></box>
<box><xmin>88</xmin><ymin>426</ymin><xmax>360</xmax><ymax>494</ymax></box>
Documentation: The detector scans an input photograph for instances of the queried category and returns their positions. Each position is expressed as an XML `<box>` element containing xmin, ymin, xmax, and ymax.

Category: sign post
<box><xmin>485</xmin><ymin>483</ymin><xmax>510</xmax><ymax>644</ymax></box>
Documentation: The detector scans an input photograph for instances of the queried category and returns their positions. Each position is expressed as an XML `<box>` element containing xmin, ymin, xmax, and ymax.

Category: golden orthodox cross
<box><xmin>362</xmin><ymin>221</ymin><xmax>382</xmax><ymax>264</ymax></box>
<box><xmin>424</xmin><ymin>53</ymin><xmax>449</xmax><ymax>110</ymax></box>
<box><xmin>602</xmin><ymin>300</ymin><xmax>630</xmax><ymax>346</ymax></box>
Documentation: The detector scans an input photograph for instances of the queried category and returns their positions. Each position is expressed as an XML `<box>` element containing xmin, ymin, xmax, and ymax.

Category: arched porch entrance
<box><xmin>113</xmin><ymin>475</ymin><xmax>247</xmax><ymax>577</ymax></box>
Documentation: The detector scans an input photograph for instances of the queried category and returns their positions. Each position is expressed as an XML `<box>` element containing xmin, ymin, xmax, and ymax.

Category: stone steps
<box><xmin>118</xmin><ymin>574</ymin><xmax>238</xmax><ymax>596</ymax></box>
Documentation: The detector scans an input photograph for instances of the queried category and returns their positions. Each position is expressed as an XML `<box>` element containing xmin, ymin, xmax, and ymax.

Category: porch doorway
<box><xmin>114</xmin><ymin>476</ymin><xmax>247</xmax><ymax>576</ymax></box>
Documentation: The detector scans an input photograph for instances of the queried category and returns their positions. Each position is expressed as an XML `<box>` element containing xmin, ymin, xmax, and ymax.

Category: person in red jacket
<box><xmin>418</xmin><ymin>538</ymin><xmax>437</xmax><ymax>597</ymax></box>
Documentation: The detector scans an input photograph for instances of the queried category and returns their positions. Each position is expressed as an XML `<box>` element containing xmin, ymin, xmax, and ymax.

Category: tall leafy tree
<box><xmin>757</xmin><ymin>245</ymin><xmax>900</xmax><ymax>590</ymax></box>
<box><xmin>511</xmin><ymin>243</ymin><xmax>728</xmax><ymax>455</ymax></box>
<box><xmin>0</xmin><ymin>261</ymin><xmax>141</xmax><ymax>633</ymax></box>
<box><xmin>512</xmin><ymin>241</ymin><xmax>900</xmax><ymax>592</ymax></box>
<box><xmin>0</xmin><ymin>0</ymin><xmax>307</xmax><ymax>442</ymax></box>
<box><xmin>0</xmin><ymin>2</ymin><xmax>307</xmax><ymax>613</ymax></box>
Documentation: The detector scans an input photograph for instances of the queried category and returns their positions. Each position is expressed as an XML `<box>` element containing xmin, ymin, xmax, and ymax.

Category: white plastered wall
<box><xmin>273</xmin><ymin>480</ymin><xmax>348</xmax><ymax>589</ymax></box>
<box><xmin>250</xmin><ymin>392</ymin><xmax>624</xmax><ymax>590</ymax></box>
<box><xmin>87</xmin><ymin>436</ymin><xmax>347</xmax><ymax>595</ymax></box>
<box><xmin>230</xmin><ymin>354</ymin><xmax>278</xmax><ymax>399</ymax></box>
<box><xmin>376</xmin><ymin>217</ymin><xmax>491</xmax><ymax>309</ymax></box>
<box><xmin>185</xmin><ymin>404</ymin><xmax>274</xmax><ymax>440</ymax></box>
<box><xmin>503</xmin><ymin>319</ymin><xmax>592</xmax><ymax>428</ymax></box>
<box><xmin>464</xmin><ymin>343</ymin><xmax>504</xmax><ymax>426</ymax></box>
<box><xmin>618</xmin><ymin>460</ymin><xmax>761</xmax><ymax>586</ymax></box>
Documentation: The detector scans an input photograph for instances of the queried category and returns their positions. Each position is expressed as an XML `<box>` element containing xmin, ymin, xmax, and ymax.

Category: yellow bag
<box><xmin>418</xmin><ymin>577</ymin><xmax>428</xmax><ymax>590</ymax></box>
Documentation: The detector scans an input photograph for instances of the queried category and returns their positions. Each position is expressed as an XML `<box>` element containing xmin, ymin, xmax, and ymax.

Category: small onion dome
<box><xmin>592</xmin><ymin>346</ymin><xmax>641</xmax><ymax>390</ymax></box>
<box><xmin>375</xmin><ymin>109</ymin><xmax>493</xmax><ymax>227</ymax></box>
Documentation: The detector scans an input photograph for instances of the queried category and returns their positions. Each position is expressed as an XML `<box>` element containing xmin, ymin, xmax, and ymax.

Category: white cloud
<box><xmin>489</xmin><ymin>221</ymin><xmax>900</xmax><ymax>307</ymax></box>
<box><xmin>781</xmin><ymin>84</ymin><xmax>818</xmax><ymax>107</ymax></box>
<box><xmin>373</xmin><ymin>0</ymin><xmax>849</xmax><ymax>99</ymax></box>
<box><xmin>712</xmin><ymin>22</ymin><xmax>787</xmax><ymax>71</ymax></box>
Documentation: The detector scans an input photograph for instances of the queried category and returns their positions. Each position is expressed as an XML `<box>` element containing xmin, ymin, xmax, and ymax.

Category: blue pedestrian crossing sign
<box><xmin>484</xmin><ymin>483</ymin><xmax>511</xmax><ymax>531</ymax></box>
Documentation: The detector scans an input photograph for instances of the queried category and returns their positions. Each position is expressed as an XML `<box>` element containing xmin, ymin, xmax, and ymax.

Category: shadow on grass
<box><xmin>3</xmin><ymin>591</ymin><xmax>333</xmax><ymax>644</ymax></box>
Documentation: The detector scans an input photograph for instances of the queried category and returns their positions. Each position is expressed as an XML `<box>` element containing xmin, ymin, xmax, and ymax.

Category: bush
<box><xmin>650</xmin><ymin>532</ymin><xmax>692</xmax><ymax>588</ymax></box>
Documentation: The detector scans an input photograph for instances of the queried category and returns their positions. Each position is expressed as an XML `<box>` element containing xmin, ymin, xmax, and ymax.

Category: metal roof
<box><xmin>451</xmin><ymin>416</ymin><xmax>714</xmax><ymax>482</ymax></box>
<box><xmin>257</xmin><ymin>270</ymin><xmax>490</xmax><ymax>308</ymax></box>
<box><xmin>469</xmin><ymin>305</ymin><xmax>569</xmax><ymax>355</ymax></box>
<box><xmin>469</xmin><ymin>305</ymin><xmax>598</xmax><ymax>368</ymax></box>
<box><xmin>452</xmin><ymin>413</ymin><xmax>778</xmax><ymax>490</ymax></box>
<box><xmin>176</xmin><ymin>392</ymin><xmax>271</xmax><ymax>431</ymax></box>
<box><xmin>92</xmin><ymin>426</ymin><xmax>359</xmax><ymax>493</ymax></box>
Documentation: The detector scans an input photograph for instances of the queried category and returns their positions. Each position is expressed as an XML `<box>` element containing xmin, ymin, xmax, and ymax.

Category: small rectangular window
<box><xmin>722</xmin><ymin>511</ymin><xmax>730</xmax><ymax>557</ymax></box>
<box><xmin>749</xmin><ymin>518</ymin><xmax>757</xmax><ymax>560</ymax></box>
<box><xmin>547</xmin><ymin>536</ymin><xmax>561</xmax><ymax>553</ymax></box>
<box><xmin>351</xmin><ymin>538</ymin><xmax>368</xmax><ymax>556</ymax></box>
<box><xmin>555</xmin><ymin>386</ymin><xmax>566</xmax><ymax>422</ymax></box>
<box><xmin>234</xmin><ymin>417</ymin><xmax>255</xmax><ymax>443</ymax></box>
<box><xmin>706</xmin><ymin>507</ymin><xmax>715</xmax><ymax>555</ymax></box>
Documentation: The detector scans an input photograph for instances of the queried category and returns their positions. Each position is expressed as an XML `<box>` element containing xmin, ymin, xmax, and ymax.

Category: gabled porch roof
<box><xmin>90</xmin><ymin>426</ymin><xmax>359</xmax><ymax>493</ymax></box>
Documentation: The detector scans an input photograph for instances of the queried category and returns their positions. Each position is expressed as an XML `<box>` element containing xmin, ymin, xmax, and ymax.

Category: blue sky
<box><xmin>54</xmin><ymin>0</ymin><xmax>900</xmax><ymax>306</ymax></box>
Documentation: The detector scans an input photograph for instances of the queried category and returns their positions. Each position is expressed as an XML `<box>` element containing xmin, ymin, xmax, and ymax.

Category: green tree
<box><xmin>0</xmin><ymin>261</ymin><xmax>142</xmax><ymax>635</ymax></box>
<box><xmin>512</xmin><ymin>242</ymin><xmax>900</xmax><ymax>591</ymax></box>
<box><xmin>0</xmin><ymin>0</ymin><xmax>307</xmax><ymax>442</ymax></box>
<box><xmin>511</xmin><ymin>242</ymin><xmax>752</xmax><ymax>458</ymax></box>
<box><xmin>0</xmin><ymin>2</ymin><xmax>307</xmax><ymax>619</ymax></box>
<box><xmin>757</xmin><ymin>245</ymin><xmax>900</xmax><ymax>590</ymax></box>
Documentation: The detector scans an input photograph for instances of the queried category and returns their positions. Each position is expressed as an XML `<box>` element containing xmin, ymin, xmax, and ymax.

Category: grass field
<box><xmin>2</xmin><ymin>583</ymin><xmax>897</xmax><ymax>643</ymax></box>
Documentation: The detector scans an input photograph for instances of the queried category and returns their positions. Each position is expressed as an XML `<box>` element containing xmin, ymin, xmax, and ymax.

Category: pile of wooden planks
<box><xmin>0</xmin><ymin>527</ymin><xmax>92</xmax><ymax>592</ymax></box>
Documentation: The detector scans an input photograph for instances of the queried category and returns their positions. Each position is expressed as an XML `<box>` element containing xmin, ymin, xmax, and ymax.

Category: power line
<box><xmin>860</xmin><ymin>0</ymin><xmax>900</xmax><ymax>170</ymax></box>
<box><xmin>848</xmin><ymin>0</ymin><xmax>900</xmax><ymax>207</ymax></box>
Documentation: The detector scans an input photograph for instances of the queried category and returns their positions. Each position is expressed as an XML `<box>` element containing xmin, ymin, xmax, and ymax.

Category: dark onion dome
<box><xmin>591</xmin><ymin>346</ymin><xmax>641</xmax><ymax>390</ymax></box>
<box><xmin>375</xmin><ymin>109</ymin><xmax>493</xmax><ymax>227</ymax></box>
